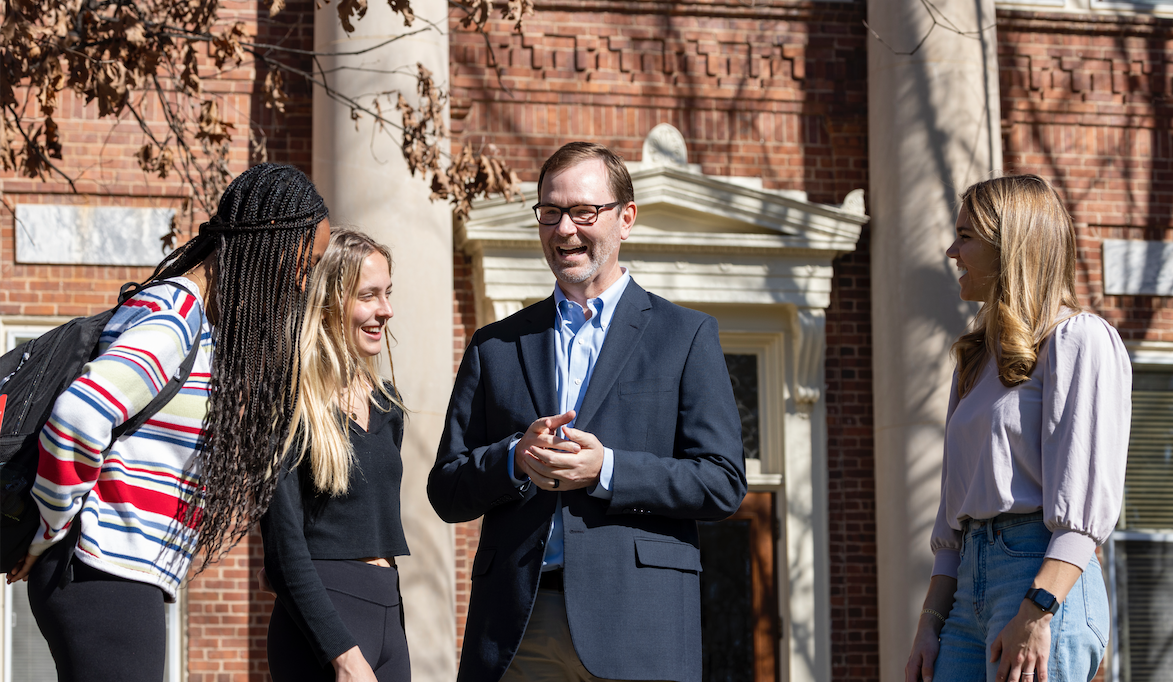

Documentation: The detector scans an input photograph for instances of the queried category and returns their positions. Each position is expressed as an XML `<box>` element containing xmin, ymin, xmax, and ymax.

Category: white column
<box><xmin>784</xmin><ymin>307</ymin><xmax>830</xmax><ymax>682</ymax></box>
<box><xmin>866</xmin><ymin>1</ymin><xmax>1001</xmax><ymax>680</ymax></box>
<box><xmin>313</xmin><ymin>4</ymin><xmax>455</xmax><ymax>680</ymax></box>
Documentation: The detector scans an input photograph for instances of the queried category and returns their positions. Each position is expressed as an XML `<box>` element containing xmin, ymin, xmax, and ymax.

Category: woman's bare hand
<box><xmin>906</xmin><ymin>615</ymin><xmax>944</xmax><ymax>682</ymax></box>
<box><xmin>991</xmin><ymin>601</ymin><xmax>1052</xmax><ymax>682</ymax></box>
<box><xmin>332</xmin><ymin>646</ymin><xmax>377</xmax><ymax>682</ymax></box>
<box><xmin>6</xmin><ymin>553</ymin><xmax>38</xmax><ymax>584</ymax></box>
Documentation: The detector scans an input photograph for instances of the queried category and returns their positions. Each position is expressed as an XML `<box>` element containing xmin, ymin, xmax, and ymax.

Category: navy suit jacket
<box><xmin>428</xmin><ymin>280</ymin><xmax>746</xmax><ymax>682</ymax></box>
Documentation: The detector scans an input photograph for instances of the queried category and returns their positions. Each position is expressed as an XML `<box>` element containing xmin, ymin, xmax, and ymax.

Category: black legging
<box><xmin>27</xmin><ymin>539</ymin><xmax>167</xmax><ymax>682</ymax></box>
<box><xmin>267</xmin><ymin>560</ymin><xmax>410</xmax><ymax>681</ymax></box>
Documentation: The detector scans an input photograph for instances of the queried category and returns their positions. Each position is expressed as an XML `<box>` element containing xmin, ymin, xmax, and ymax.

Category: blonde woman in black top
<box><xmin>261</xmin><ymin>229</ymin><xmax>410</xmax><ymax>682</ymax></box>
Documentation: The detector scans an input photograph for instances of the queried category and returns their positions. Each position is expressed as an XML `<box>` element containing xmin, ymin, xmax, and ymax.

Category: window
<box><xmin>719</xmin><ymin>334</ymin><xmax>785</xmax><ymax>487</ymax></box>
<box><xmin>1108</xmin><ymin>366</ymin><xmax>1173</xmax><ymax>682</ymax></box>
<box><xmin>0</xmin><ymin>320</ymin><xmax>186</xmax><ymax>682</ymax></box>
<box><xmin>1</xmin><ymin>322</ymin><xmax>66</xmax><ymax>355</ymax></box>
<box><xmin>725</xmin><ymin>353</ymin><xmax>762</xmax><ymax>461</ymax></box>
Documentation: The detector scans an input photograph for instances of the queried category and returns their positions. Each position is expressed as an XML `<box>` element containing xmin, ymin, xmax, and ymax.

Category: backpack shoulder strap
<box><xmin>110</xmin><ymin>280</ymin><xmax>205</xmax><ymax>441</ymax></box>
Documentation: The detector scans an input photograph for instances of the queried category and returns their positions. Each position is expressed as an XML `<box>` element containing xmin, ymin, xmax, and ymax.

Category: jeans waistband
<box><xmin>962</xmin><ymin>510</ymin><xmax>1044</xmax><ymax>535</ymax></box>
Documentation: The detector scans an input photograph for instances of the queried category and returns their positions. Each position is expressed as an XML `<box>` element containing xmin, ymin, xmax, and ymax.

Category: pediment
<box><xmin>460</xmin><ymin>165</ymin><xmax>867</xmax><ymax>257</ymax></box>
<box><xmin>458</xmin><ymin>125</ymin><xmax>868</xmax><ymax>314</ymax></box>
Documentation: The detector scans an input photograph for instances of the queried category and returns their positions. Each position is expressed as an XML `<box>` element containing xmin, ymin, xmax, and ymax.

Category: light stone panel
<box><xmin>1103</xmin><ymin>239</ymin><xmax>1173</xmax><ymax>296</ymax></box>
<box><xmin>15</xmin><ymin>204</ymin><xmax>174</xmax><ymax>266</ymax></box>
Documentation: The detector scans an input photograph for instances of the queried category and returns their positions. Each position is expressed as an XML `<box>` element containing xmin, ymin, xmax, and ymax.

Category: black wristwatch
<box><xmin>1024</xmin><ymin>587</ymin><xmax>1061</xmax><ymax>616</ymax></box>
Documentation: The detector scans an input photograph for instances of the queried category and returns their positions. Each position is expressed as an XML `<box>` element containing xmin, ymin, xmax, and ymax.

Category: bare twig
<box><xmin>2</xmin><ymin>0</ymin><xmax>526</xmax><ymax>219</ymax></box>
<box><xmin>864</xmin><ymin>0</ymin><xmax>996</xmax><ymax>57</ymax></box>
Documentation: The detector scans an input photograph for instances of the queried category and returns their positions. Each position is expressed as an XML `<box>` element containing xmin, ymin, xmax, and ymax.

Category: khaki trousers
<box><xmin>502</xmin><ymin>589</ymin><xmax>664</xmax><ymax>682</ymax></box>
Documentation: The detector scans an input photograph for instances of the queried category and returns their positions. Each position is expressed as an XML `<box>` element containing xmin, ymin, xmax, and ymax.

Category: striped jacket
<box><xmin>31</xmin><ymin>277</ymin><xmax>212</xmax><ymax>600</ymax></box>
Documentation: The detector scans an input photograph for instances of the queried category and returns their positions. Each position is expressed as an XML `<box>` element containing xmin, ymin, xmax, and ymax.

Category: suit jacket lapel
<box><xmin>575</xmin><ymin>282</ymin><xmax>652</xmax><ymax>431</ymax></box>
<box><xmin>518</xmin><ymin>297</ymin><xmax>559</xmax><ymax>418</ymax></box>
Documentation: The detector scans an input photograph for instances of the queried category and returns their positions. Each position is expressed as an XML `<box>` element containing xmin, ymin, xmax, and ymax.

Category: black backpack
<box><xmin>0</xmin><ymin>280</ymin><xmax>202</xmax><ymax>572</ymax></box>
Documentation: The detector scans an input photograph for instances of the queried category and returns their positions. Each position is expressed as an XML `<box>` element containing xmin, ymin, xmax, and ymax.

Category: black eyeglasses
<box><xmin>532</xmin><ymin>201</ymin><xmax>622</xmax><ymax>226</ymax></box>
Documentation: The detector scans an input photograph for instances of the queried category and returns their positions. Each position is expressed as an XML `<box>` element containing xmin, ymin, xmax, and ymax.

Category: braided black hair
<box><xmin>152</xmin><ymin>163</ymin><xmax>328</xmax><ymax>570</ymax></box>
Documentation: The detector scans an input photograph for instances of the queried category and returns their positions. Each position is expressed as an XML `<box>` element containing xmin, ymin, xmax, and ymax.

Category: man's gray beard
<box><xmin>546</xmin><ymin>238</ymin><xmax>615</xmax><ymax>285</ymax></box>
<box><xmin>551</xmin><ymin>259</ymin><xmax>598</xmax><ymax>284</ymax></box>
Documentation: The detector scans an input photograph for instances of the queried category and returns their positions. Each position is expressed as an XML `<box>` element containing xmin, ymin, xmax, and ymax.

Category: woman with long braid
<box><xmin>6</xmin><ymin>163</ymin><xmax>331</xmax><ymax>682</ymax></box>
<box><xmin>261</xmin><ymin>230</ymin><xmax>411</xmax><ymax>682</ymax></box>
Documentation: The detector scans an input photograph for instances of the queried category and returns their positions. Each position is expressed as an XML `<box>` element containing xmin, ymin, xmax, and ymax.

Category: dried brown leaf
<box><xmin>336</xmin><ymin>0</ymin><xmax>368</xmax><ymax>33</ymax></box>
<box><xmin>263</xmin><ymin>69</ymin><xmax>288</xmax><ymax>113</ymax></box>
<box><xmin>268</xmin><ymin>0</ymin><xmax>287</xmax><ymax>17</ymax></box>
<box><xmin>503</xmin><ymin>0</ymin><xmax>534</xmax><ymax>31</ymax></box>
<box><xmin>387</xmin><ymin>0</ymin><xmax>414</xmax><ymax>26</ymax></box>
<box><xmin>210</xmin><ymin>22</ymin><xmax>246</xmax><ymax>70</ymax></box>
<box><xmin>195</xmin><ymin>100</ymin><xmax>233</xmax><ymax>145</ymax></box>
<box><xmin>124</xmin><ymin>20</ymin><xmax>147</xmax><ymax>47</ymax></box>
<box><xmin>94</xmin><ymin>62</ymin><xmax>130</xmax><ymax>117</ymax></box>
<box><xmin>459</xmin><ymin>0</ymin><xmax>491</xmax><ymax>29</ymax></box>
<box><xmin>181</xmin><ymin>44</ymin><xmax>201</xmax><ymax>94</ymax></box>
<box><xmin>43</xmin><ymin>116</ymin><xmax>62</xmax><ymax>159</ymax></box>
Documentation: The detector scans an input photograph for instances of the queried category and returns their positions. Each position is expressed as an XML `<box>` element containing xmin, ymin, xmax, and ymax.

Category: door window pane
<box><xmin>724</xmin><ymin>354</ymin><xmax>760</xmax><ymax>460</ymax></box>
<box><xmin>698</xmin><ymin>492</ymin><xmax>778</xmax><ymax>682</ymax></box>
<box><xmin>699</xmin><ymin>519</ymin><xmax>755</xmax><ymax>682</ymax></box>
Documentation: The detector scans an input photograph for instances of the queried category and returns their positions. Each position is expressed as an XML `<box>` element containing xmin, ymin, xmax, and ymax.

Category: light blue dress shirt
<box><xmin>507</xmin><ymin>270</ymin><xmax>631</xmax><ymax>570</ymax></box>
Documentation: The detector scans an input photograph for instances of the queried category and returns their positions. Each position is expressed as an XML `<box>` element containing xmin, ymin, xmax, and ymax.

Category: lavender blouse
<box><xmin>930</xmin><ymin>313</ymin><xmax>1132</xmax><ymax>578</ymax></box>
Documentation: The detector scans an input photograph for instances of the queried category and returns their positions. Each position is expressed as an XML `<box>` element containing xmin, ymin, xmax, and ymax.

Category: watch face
<box><xmin>1028</xmin><ymin>588</ymin><xmax>1060</xmax><ymax>615</ymax></box>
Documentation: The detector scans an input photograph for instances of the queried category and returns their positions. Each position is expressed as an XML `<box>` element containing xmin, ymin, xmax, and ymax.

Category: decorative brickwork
<box><xmin>449</xmin><ymin>0</ymin><xmax>869</xmax><ymax>204</ymax></box>
<box><xmin>997</xmin><ymin>10</ymin><xmax>1173</xmax><ymax>341</ymax></box>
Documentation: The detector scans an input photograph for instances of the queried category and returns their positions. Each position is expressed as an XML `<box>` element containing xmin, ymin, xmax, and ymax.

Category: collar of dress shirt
<box><xmin>553</xmin><ymin>269</ymin><xmax>631</xmax><ymax>331</ymax></box>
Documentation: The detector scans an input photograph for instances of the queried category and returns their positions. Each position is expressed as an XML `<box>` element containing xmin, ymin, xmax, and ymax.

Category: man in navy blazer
<box><xmin>429</xmin><ymin>142</ymin><xmax>746</xmax><ymax>682</ymax></box>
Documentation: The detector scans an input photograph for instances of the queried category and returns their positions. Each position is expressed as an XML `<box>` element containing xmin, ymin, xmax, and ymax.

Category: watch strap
<box><xmin>1024</xmin><ymin>587</ymin><xmax>1061</xmax><ymax>616</ymax></box>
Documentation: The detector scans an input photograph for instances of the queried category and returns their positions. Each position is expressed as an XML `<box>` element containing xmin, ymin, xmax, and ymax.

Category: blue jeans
<box><xmin>934</xmin><ymin>512</ymin><xmax>1109</xmax><ymax>682</ymax></box>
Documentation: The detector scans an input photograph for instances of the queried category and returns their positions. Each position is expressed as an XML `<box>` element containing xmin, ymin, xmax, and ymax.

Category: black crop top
<box><xmin>260</xmin><ymin>388</ymin><xmax>410</xmax><ymax>665</ymax></box>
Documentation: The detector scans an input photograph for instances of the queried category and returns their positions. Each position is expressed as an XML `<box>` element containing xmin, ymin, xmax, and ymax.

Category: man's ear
<box><xmin>618</xmin><ymin>202</ymin><xmax>637</xmax><ymax>240</ymax></box>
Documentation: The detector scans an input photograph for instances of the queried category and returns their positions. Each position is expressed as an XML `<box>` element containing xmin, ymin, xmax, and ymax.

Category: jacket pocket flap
<box><xmin>619</xmin><ymin>376</ymin><xmax>677</xmax><ymax>395</ymax></box>
<box><xmin>634</xmin><ymin>538</ymin><xmax>701</xmax><ymax>572</ymax></box>
<box><xmin>472</xmin><ymin>548</ymin><xmax>495</xmax><ymax>577</ymax></box>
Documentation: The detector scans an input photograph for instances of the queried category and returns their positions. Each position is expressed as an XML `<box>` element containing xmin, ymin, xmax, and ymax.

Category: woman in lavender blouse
<box><xmin>905</xmin><ymin>175</ymin><xmax>1132</xmax><ymax>682</ymax></box>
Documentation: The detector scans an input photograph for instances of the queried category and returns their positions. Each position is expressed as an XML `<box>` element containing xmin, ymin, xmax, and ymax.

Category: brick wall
<box><xmin>997</xmin><ymin>10</ymin><xmax>1173</xmax><ymax>339</ymax></box>
<box><xmin>448</xmin><ymin>1</ymin><xmax>874</xmax><ymax>678</ymax></box>
<box><xmin>825</xmin><ymin>226</ymin><xmax>879</xmax><ymax>681</ymax></box>
<box><xmin>187</xmin><ymin>531</ymin><xmax>275</xmax><ymax>682</ymax></box>
<box><xmin>452</xmin><ymin>249</ymin><xmax>482</xmax><ymax>661</ymax></box>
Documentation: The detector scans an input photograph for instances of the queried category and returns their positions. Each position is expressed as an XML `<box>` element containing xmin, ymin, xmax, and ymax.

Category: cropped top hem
<box><xmin>302</xmin><ymin>546</ymin><xmax>411</xmax><ymax>561</ymax></box>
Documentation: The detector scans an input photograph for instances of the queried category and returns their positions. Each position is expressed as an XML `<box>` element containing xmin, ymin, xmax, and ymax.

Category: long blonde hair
<box><xmin>284</xmin><ymin>229</ymin><xmax>406</xmax><ymax>495</ymax></box>
<box><xmin>953</xmin><ymin>174</ymin><xmax>1081</xmax><ymax>398</ymax></box>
